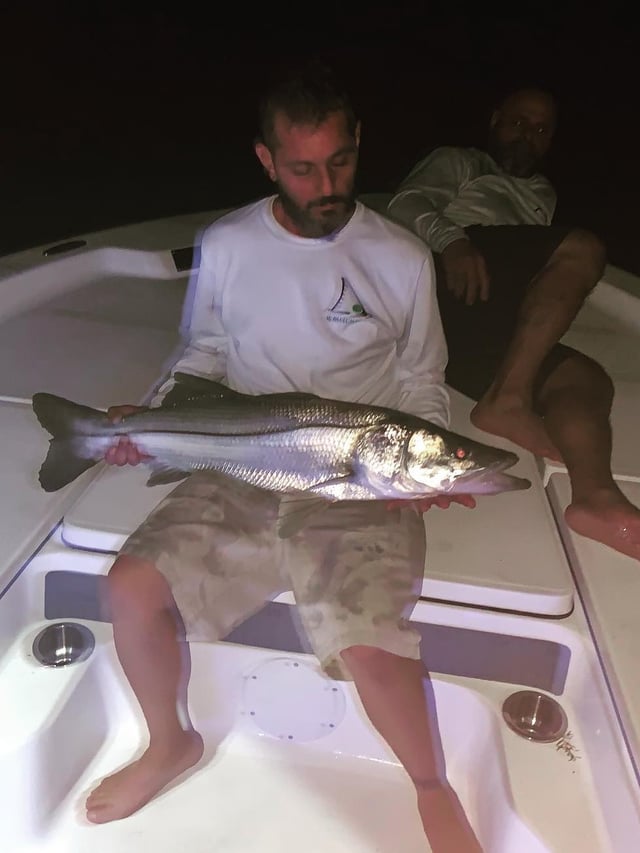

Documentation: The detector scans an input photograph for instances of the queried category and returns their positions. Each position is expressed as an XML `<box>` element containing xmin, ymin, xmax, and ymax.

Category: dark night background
<box><xmin>3</xmin><ymin>3</ymin><xmax>639</xmax><ymax>276</ymax></box>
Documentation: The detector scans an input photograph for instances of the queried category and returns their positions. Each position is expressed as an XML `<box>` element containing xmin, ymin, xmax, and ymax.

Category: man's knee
<box><xmin>553</xmin><ymin>227</ymin><xmax>607</xmax><ymax>283</ymax></box>
<box><xmin>540</xmin><ymin>350</ymin><xmax>614</xmax><ymax>403</ymax></box>
<box><xmin>341</xmin><ymin>644</ymin><xmax>417</xmax><ymax>677</ymax></box>
<box><xmin>106</xmin><ymin>554</ymin><xmax>174</xmax><ymax>616</ymax></box>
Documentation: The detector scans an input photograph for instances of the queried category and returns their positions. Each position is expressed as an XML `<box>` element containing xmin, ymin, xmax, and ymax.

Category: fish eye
<box><xmin>455</xmin><ymin>448</ymin><xmax>467</xmax><ymax>459</ymax></box>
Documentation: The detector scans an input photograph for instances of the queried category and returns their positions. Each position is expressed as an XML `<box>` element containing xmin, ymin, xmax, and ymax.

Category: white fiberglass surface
<box><xmin>548</xmin><ymin>474</ymin><xmax>640</xmax><ymax>778</ymax></box>
<box><xmin>561</xmin><ymin>280</ymin><xmax>640</xmax><ymax>384</ymax></box>
<box><xmin>3</xmin><ymin>545</ymin><xmax>640</xmax><ymax>853</ymax></box>
<box><xmin>6</xmin><ymin>641</ymin><xmax>547</xmax><ymax>853</ymax></box>
<box><xmin>0</xmin><ymin>253</ymin><xmax>188</xmax><ymax>592</ymax></box>
<box><xmin>0</xmin><ymin>402</ymin><xmax>82</xmax><ymax>592</ymax></box>
<box><xmin>0</xmin><ymin>273</ymin><xmax>186</xmax><ymax>407</ymax></box>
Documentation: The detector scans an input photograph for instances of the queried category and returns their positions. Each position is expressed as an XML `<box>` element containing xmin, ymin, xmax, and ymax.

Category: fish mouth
<box><xmin>447</xmin><ymin>452</ymin><xmax>531</xmax><ymax>495</ymax></box>
<box><xmin>467</xmin><ymin>457</ymin><xmax>532</xmax><ymax>494</ymax></box>
<box><xmin>482</xmin><ymin>470</ymin><xmax>532</xmax><ymax>493</ymax></box>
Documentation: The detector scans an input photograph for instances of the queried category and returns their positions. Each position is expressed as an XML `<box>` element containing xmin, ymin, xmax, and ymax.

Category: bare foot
<box><xmin>416</xmin><ymin>782</ymin><xmax>483</xmax><ymax>852</ymax></box>
<box><xmin>86</xmin><ymin>730</ymin><xmax>204</xmax><ymax>824</ymax></box>
<box><xmin>471</xmin><ymin>393</ymin><xmax>562</xmax><ymax>461</ymax></box>
<box><xmin>565</xmin><ymin>489</ymin><xmax>640</xmax><ymax>561</ymax></box>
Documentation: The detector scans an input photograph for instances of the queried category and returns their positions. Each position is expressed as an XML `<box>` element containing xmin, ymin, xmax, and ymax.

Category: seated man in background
<box><xmin>388</xmin><ymin>87</ymin><xmax>640</xmax><ymax>561</ymax></box>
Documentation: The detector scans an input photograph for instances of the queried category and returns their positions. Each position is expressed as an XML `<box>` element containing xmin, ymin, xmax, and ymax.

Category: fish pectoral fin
<box><xmin>145</xmin><ymin>463</ymin><xmax>191</xmax><ymax>487</ymax></box>
<box><xmin>276</xmin><ymin>494</ymin><xmax>332</xmax><ymax>540</ymax></box>
<box><xmin>307</xmin><ymin>475</ymin><xmax>377</xmax><ymax>501</ymax></box>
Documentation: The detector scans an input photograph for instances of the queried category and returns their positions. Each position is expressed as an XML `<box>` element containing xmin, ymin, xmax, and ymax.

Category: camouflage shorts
<box><xmin>119</xmin><ymin>471</ymin><xmax>426</xmax><ymax>679</ymax></box>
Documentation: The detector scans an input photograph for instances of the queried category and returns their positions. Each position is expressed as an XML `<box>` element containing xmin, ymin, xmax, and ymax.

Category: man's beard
<box><xmin>488</xmin><ymin>134</ymin><xmax>541</xmax><ymax>178</ymax></box>
<box><xmin>277</xmin><ymin>185</ymin><xmax>357</xmax><ymax>238</ymax></box>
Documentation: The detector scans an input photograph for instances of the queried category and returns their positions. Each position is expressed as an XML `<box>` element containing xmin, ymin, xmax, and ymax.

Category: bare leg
<box><xmin>537</xmin><ymin>353</ymin><xmax>640</xmax><ymax>560</ymax></box>
<box><xmin>471</xmin><ymin>228</ymin><xmax>606</xmax><ymax>460</ymax></box>
<box><xmin>85</xmin><ymin>555</ymin><xmax>204</xmax><ymax>824</ymax></box>
<box><xmin>341</xmin><ymin>646</ymin><xmax>483</xmax><ymax>853</ymax></box>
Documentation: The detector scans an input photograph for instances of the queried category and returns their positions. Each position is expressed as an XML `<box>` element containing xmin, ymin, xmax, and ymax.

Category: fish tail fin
<box><xmin>37</xmin><ymin>439</ymin><xmax>99</xmax><ymax>492</ymax></box>
<box><xmin>31</xmin><ymin>393</ymin><xmax>106</xmax><ymax>492</ymax></box>
<box><xmin>32</xmin><ymin>393</ymin><xmax>107</xmax><ymax>437</ymax></box>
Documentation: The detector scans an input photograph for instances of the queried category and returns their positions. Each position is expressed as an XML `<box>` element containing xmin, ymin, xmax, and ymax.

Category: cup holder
<box><xmin>32</xmin><ymin>622</ymin><xmax>95</xmax><ymax>667</ymax></box>
<box><xmin>502</xmin><ymin>690</ymin><xmax>568</xmax><ymax>743</ymax></box>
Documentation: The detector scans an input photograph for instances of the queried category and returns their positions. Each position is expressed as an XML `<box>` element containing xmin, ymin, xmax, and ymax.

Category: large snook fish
<box><xmin>32</xmin><ymin>373</ymin><xmax>530</xmax><ymax>537</ymax></box>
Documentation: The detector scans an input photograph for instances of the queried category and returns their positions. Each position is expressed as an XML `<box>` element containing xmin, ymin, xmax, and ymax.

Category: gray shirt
<box><xmin>387</xmin><ymin>146</ymin><xmax>557</xmax><ymax>253</ymax></box>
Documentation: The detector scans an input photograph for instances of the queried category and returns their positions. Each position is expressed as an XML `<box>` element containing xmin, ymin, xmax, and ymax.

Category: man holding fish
<box><xmin>80</xmin><ymin>61</ymin><xmax>485</xmax><ymax>851</ymax></box>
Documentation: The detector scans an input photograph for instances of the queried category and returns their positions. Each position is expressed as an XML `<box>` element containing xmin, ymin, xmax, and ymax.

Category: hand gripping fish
<box><xmin>32</xmin><ymin>374</ymin><xmax>530</xmax><ymax>537</ymax></box>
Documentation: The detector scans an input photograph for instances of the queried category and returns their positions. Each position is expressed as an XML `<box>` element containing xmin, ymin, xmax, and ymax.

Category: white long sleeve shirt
<box><xmin>153</xmin><ymin>195</ymin><xmax>450</xmax><ymax>428</ymax></box>
<box><xmin>387</xmin><ymin>146</ymin><xmax>557</xmax><ymax>253</ymax></box>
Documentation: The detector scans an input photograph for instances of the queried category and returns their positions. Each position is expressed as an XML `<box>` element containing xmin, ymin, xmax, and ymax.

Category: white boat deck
<box><xmin>1</xmin><ymin>201</ymin><xmax>640</xmax><ymax>850</ymax></box>
<box><xmin>4</xmin><ymin>540</ymin><xmax>640</xmax><ymax>852</ymax></box>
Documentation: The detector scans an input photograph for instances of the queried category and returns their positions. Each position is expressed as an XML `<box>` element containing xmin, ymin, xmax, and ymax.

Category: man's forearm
<box><xmin>388</xmin><ymin>190</ymin><xmax>467</xmax><ymax>253</ymax></box>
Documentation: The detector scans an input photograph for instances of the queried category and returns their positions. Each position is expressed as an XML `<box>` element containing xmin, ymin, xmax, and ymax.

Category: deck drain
<box><xmin>32</xmin><ymin>622</ymin><xmax>95</xmax><ymax>667</ymax></box>
<box><xmin>502</xmin><ymin>690</ymin><xmax>568</xmax><ymax>743</ymax></box>
<box><xmin>242</xmin><ymin>657</ymin><xmax>346</xmax><ymax>742</ymax></box>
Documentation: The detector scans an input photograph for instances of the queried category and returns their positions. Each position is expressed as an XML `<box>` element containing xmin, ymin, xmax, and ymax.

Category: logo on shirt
<box><xmin>326</xmin><ymin>277</ymin><xmax>370</xmax><ymax>324</ymax></box>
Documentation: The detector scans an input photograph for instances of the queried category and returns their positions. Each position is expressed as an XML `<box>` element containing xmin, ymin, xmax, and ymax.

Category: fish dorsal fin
<box><xmin>161</xmin><ymin>374</ymin><xmax>239</xmax><ymax>409</ymax></box>
<box><xmin>161</xmin><ymin>395</ymin><xmax>228</xmax><ymax>411</ymax></box>
<box><xmin>173</xmin><ymin>373</ymin><xmax>238</xmax><ymax>396</ymax></box>
<box><xmin>276</xmin><ymin>494</ymin><xmax>331</xmax><ymax>539</ymax></box>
